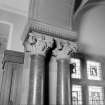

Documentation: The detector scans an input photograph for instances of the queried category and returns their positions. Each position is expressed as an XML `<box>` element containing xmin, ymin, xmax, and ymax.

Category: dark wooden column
<box><xmin>24</xmin><ymin>32</ymin><xmax>53</xmax><ymax>105</ymax></box>
<box><xmin>0</xmin><ymin>50</ymin><xmax>24</xmax><ymax>105</ymax></box>
<box><xmin>53</xmin><ymin>39</ymin><xmax>78</xmax><ymax>105</ymax></box>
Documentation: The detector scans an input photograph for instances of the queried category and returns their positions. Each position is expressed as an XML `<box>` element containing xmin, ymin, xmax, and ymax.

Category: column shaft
<box><xmin>28</xmin><ymin>55</ymin><xmax>45</xmax><ymax>105</ymax></box>
<box><xmin>56</xmin><ymin>59</ymin><xmax>71</xmax><ymax>105</ymax></box>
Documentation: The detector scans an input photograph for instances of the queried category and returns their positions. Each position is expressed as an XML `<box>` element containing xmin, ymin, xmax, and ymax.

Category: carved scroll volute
<box><xmin>24</xmin><ymin>32</ymin><xmax>54</xmax><ymax>56</ymax></box>
<box><xmin>53</xmin><ymin>39</ymin><xmax>79</xmax><ymax>59</ymax></box>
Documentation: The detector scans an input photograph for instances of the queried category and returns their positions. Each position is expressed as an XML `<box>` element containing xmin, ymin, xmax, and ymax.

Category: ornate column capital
<box><xmin>53</xmin><ymin>39</ymin><xmax>79</xmax><ymax>59</ymax></box>
<box><xmin>23</xmin><ymin>32</ymin><xmax>54</xmax><ymax>56</ymax></box>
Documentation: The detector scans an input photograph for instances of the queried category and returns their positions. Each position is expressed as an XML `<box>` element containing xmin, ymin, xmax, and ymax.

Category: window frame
<box><xmin>71</xmin><ymin>53</ymin><xmax>105</xmax><ymax>105</ymax></box>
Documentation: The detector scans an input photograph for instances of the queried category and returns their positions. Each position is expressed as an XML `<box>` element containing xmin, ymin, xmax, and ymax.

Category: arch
<box><xmin>75</xmin><ymin>4</ymin><xmax>105</xmax><ymax>56</ymax></box>
<box><xmin>72</xmin><ymin>0</ymin><xmax>105</xmax><ymax>31</ymax></box>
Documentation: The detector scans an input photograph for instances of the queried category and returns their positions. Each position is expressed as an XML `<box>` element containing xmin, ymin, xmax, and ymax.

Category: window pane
<box><xmin>88</xmin><ymin>86</ymin><xmax>104</xmax><ymax>105</ymax></box>
<box><xmin>87</xmin><ymin>61</ymin><xmax>102</xmax><ymax>80</ymax></box>
<box><xmin>72</xmin><ymin>85</ymin><xmax>82</xmax><ymax>105</ymax></box>
<box><xmin>71</xmin><ymin>58</ymin><xmax>81</xmax><ymax>79</ymax></box>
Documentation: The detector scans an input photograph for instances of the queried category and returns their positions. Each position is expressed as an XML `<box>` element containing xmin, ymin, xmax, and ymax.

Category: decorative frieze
<box><xmin>24</xmin><ymin>20</ymin><xmax>77</xmax><ymax>41</ymax></box>
<box><xmin>53</xmin><ymin>39</ymin><xmax>79</xmax><ymax>59</ymax></box>
<box><xmin>24</xmin><ymin>32</ymin><xmax>54</xmax><ymax>56</ymax></box>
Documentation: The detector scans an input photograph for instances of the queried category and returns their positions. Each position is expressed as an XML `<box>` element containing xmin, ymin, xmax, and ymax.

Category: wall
<box><xmin>0</xmin><ymin>9</ymin><xmax>27</xmax><ymax>52</ymax></box>
<box><xmin>30</xmin><ymin>0</ymin><xmax>74</xmax><ymax>30</ymax></box>
<box><xmin>37</xmin><ymin>0</ymin><xmax>74</xmax><ymax>29</ymax></box>
<box><xmin>79</xmin><ymin>5</ymin><xmax>105</xmax><ymax>57</ymax></box>
<box><xmin>0</xmin><ymin>0</ymin><xmax>29</xmax><ymax>16</ymax></box>
<box><xmin>0</xmin><ymin>10</ymin><xmax>27</xmax><ymax>103</ymax></box>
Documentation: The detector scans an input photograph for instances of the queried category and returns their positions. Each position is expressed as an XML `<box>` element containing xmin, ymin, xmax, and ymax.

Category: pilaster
<box><xmin>1</xmin><ymin>50</ymin><xmax>24</xmax><ymax>105</ymax></box>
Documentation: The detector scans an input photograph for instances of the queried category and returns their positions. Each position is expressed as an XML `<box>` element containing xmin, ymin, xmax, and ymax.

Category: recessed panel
<box><xmin>37</xmin><ymin>0</ymin><xmax>74</xmax><ymax>29</ymax></box>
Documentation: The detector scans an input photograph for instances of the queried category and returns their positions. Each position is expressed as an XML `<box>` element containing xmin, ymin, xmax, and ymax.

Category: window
<box><xmin>71</xmin><ymin>58</ymin><xmax>81</xmax><ymax>79</ymax></box>
<box><xmin>71</xmin><ymin>54</ymin><xmax>105</xmax><ymax>105</ymax></box>
<box><xmin>87</xmin><ymin>61</ymin><xmax>102</xmax><ymax>80</ymax></box>
<box><xmin>72</xmin><ymin>85</ymin><xmax>82</xmax><ymax>105</ymax></box>
<box><xmin>88</xmin><ymin>86</ymin><xmax>104</xmax><ymax>105</ymax></box>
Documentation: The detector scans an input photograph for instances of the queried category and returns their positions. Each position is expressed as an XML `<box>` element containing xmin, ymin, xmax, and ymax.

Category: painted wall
<box><xmin>33</xmin><ymin>0</ymin><xmax>74</xmax><ymax>30</ymax></box>
<box><xmin>0</xmin><ymin>9</ymin><xmax>27</xmax><ymax>52</ymax></box>
<box><xmin>79</xmin><ymin>5</ymin><xmax>105</xmax><ymax>57</ymax></box>
<box><xmin>0</xmin><ymin>0</ymin><xmax>29</xmax><ymax>15</ymax></box>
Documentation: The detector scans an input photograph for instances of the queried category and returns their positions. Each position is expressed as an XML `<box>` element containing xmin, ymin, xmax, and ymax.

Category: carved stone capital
<box><xmin>24</xmin><ymin>32</ymin><xmax>54</xmax><ymax>56</ymax></box>
<box><xmin>53</xmin><ymin>39</ymin><xmax>79</xmax><ymax>59</ymax></box>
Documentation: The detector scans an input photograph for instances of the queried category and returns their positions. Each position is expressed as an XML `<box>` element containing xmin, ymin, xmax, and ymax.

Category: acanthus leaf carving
<box><xmin>24</xmin><ymin>32</ymin><xmax>54</xmax><ymax>55</ymax></box>
<box><xmin>53</xmin><ymin>39</ymin><xmax>79</xmax><ymax>59</ymax></box>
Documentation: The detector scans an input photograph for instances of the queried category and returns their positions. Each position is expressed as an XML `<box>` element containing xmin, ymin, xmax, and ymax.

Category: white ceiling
<box><xmin>0</xmin><ymin>0</ymin><xmax>30</xmax><ymax>16</ymax></box>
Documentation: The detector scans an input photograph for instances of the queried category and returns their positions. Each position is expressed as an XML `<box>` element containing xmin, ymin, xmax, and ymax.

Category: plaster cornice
<box><xmin>24</xmin><ymin>20</ymin><xmax>78</xmax><ymax>42</ymax></box>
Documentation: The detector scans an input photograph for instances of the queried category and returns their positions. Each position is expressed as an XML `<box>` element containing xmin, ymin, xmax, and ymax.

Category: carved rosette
<box><xmin>53</xmin><ymin>39</ymin><xmax>79</xmax><ymax>59</ymax></box>
<box><xmin>24</xmin><ymin>32</ymin><xmax>54</xmax><ymax>56</ymax></box>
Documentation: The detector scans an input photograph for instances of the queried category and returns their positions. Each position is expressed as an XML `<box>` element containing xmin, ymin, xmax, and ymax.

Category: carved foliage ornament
<box><xmin>53</xmin><ymin>39</ymin><xmax>79</xmax><ymax>59</ymax></box>
<box><xmin>24</xmin><ymin>32</ymin><xmax>54</xmax><ymax>55</ymax></box>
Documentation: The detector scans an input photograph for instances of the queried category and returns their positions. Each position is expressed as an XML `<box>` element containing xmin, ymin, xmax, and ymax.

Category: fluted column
<box><xmin>53</xmin><ymin>39</ymin><xmax>78</xmax><ymax>105</ymax></box>
<box><xmin>24</xmin><ymin>32</ymin><xmax>54</xmax><ymax>105</ymax></box>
